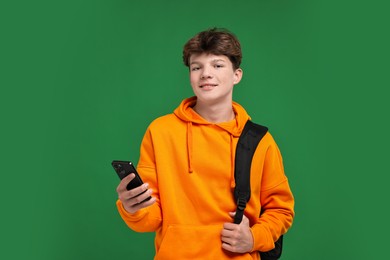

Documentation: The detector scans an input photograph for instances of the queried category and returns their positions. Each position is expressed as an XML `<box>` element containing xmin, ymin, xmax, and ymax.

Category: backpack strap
<box><xmin>233</xmin><ymin>120</ymin><xmax>268</xmax><ymax>224</ymax></box>
<box><xmin>233</xmin><ymin>120</ymin><xmax>284</xmax><ymax>260</ymax></box>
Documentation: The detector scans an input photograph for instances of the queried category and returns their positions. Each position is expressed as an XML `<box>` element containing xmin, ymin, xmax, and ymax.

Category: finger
<box><xmin>116</xmin><ymin>173</ymin><xmax>136</xmax><ymax>193</ymax></box>
<box><xmin>221</xmin><ymin>236</ymin><xmax>235</xmax><ymax>246</ymax></box>
<box><xmin>221</xmin><ymin>229</ymin><xmax>236</xmax><ymax>245</ymax></box>
<box><xmin>221</xmin><ymin>228</ymin><xmax>234</xmax><ymax>238</ymax></box>
<box><xmin>131</xmin><ymin>195</ymin><xmax>156</xmax><ymax>209</ymax></box>
<box><xmin>221</xmin><ymin>242</ymin><xmax>236</xmax><ymax>253</ymax></box>
<box><xmin>228</xmin><ymin>211</ymin><xmax>237</xmax><ymax>222</ymax></box>
<box><xmin>126</xmin><ymin>183</ymin><xmax>150</xmax><ymax>200</ymax></box>
<box><xmin>137</xmin><ymin>196</ymin><xmax>156</xmax><ymax>208</ymax></box>
<box><xmin>118</xmin><ymin>182</ymin><xmax>148</xmax><ymax>203</ymax></box>
<box><xmin>223</xmin><ymin>222</ymin><xmax>237</xmax><ymax>231</ymax></box>
<box><xmin>125</xmin><ymin>196</ymin><xmax>156</xmax><ymax>214</ymax></box>
<box><xmin>129</xmin><ymin>187</ymin><xmax>153</xmax><ymax>204</ymax></box>
<box><xmin>230</xmin><ymin>212</ymin><xmax>250</xmax><ymax>226</ymax></box>
<box><xmin>241</xmin><ymin>214</ymin><xmax>250</xmax><ymax>226</ymax></box>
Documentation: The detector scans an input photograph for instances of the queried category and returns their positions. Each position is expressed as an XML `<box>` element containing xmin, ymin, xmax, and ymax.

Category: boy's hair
<box><xmin>182</xmin><ymin>28</ymin><xmax>242</xmax><ymax>70</ymax></box>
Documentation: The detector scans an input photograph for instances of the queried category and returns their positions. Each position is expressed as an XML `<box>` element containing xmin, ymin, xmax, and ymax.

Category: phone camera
<box><xmin>113</xmin><ymin>163</ymin><xmax>123</xmax><ymax>173</ymax></box>
<box><xmin>116</xmin><ymin>164</ymin><xmax>126</xmax><ymax>175</ymax></box>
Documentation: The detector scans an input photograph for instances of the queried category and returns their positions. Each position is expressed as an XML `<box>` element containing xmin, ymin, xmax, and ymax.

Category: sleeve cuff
<box><xmin>250</xmin><ymin>224</ymin><xmax>275</xmax><ymax>252</ymax></box>
<box><xmin>116</xmin><ymin>199</ymin><xmax>147</xmax><ymax>220</ymax></box>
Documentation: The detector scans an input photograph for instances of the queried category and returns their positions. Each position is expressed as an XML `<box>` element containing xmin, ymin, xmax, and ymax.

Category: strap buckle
<box><xmin>237</xmin><ymin>198</ymin><xmax>247</xmax><ymax>211</ymax></box>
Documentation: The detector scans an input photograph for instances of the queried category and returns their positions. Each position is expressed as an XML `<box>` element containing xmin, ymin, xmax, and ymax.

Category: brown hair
<box><xmin>182</xmin><ymin>28</ymin><xmax>242</xmax><ymax>70</ymax></box>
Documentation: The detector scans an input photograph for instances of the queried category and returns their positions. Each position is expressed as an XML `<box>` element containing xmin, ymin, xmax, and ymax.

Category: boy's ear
<box><xmin>233</xmin><ymin>68</ymin><xmax>243</xmax><ymax>84</ymax></box>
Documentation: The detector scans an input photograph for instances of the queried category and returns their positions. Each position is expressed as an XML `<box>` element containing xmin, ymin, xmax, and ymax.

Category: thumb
<box><xmin>230</xmin><ymin>211</ymin><xmax>250</xmax><ymax>225</ymax></box>
<box><xmin>241</xmin><ymin>214</ymin><xmax>250</xmax><ymax>225</ymax></box>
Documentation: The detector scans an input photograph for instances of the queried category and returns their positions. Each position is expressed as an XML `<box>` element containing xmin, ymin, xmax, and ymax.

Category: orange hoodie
<box><xmin>117</xmin><ymin>97</ymin><xmax>294</xmax><ymax>260</ymax></box>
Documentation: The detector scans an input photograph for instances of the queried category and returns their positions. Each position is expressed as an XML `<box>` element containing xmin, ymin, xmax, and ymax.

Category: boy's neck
<box><xmin>193</xmin><ymin>101</ymin><xmax>235</xmax><ymax>123</ymax></box>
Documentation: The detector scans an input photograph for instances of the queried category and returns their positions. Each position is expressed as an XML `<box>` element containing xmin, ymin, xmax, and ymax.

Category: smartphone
<box><xmin>111</xmin><ymin>160</ymin><xmax>151</xmax><ymax>203</ymax></box>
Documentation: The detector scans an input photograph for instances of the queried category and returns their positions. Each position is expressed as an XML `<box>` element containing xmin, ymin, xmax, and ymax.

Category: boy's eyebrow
<box><xmin>190</xmin><ymin>59</ymin><xmax>227</xmax><ymax>65</ymax></box>
<box><xmin>211</xmin><ymin>59</ymin><xmax>226</xmax><ymax>63</ymax></box>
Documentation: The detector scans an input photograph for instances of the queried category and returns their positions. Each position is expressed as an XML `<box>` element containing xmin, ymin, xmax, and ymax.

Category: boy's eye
<box><xmin>191</xmin><ymin>67</ymin><xmax>200</xmax><ymax>71</ymax></box>
<box><xmin>215</xmin><ymin>64</ymin><xmax>224</xmax><ymax>68</ymax></box>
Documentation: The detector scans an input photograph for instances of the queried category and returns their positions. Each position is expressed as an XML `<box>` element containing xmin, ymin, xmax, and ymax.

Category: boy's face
<box><xmin>189</xmin><ymin>53</ymin><xmax>242</xmax><ymax>106</ymax></box>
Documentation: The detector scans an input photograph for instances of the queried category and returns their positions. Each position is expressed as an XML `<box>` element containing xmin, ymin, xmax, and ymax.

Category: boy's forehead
<box><xmin>190</xmin><ymin>53</ymin><xmax>230</xmax><ymax>63</ymax></box>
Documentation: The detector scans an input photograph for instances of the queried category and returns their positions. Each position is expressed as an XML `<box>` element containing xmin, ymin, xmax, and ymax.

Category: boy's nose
<box><xmin>201</xmin><ymin>67</ymin><xmax>213</xmax><ymax>79</ymax></box>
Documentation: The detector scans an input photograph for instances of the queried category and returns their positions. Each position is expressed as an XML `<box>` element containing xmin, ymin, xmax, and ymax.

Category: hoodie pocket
<box><xmin>156</xmin><ymin>224</ymin><xmax>254</xmax><ymax>260</ymax></box>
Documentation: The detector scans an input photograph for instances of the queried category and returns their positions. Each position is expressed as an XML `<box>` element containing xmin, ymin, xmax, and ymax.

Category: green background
<box><xmin>1</xmin><ymin>0</ymin><xmax>389</xmax><ymax>259</ymax></box>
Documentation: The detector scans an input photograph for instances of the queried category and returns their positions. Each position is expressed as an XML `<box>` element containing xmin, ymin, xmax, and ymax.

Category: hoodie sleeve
<box><xmin>250</xmin><ymin>136</ymin><xmax>295</xmax><ymax>252</ymax></box>
<box><xmin>116</xmin><ymin>127</ymin><xmax>162</xmax><ymax>232</ymax></box>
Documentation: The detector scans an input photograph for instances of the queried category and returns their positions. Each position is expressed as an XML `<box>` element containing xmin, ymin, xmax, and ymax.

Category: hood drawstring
<box><xmin>187</xmin><ymin>122</ymin><xmax>194</xmax><ymax>173</ymax></box>
<box><xmin>187</xmin><ymin>122</ymin><xmax>235</xmax><ymax>181</ymax></box>
<box><xmin>186</xmin><ymin>121</ymin><xmax>236</xmax><ymax>180</ymax></box>
<box><xmin>175</xmin><ymin>97</ymin><xmax>250</xmax><ymax>177</ymax></box>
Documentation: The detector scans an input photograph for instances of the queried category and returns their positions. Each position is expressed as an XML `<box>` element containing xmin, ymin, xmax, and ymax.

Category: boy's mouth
<box><xmin>200</xmin><ymin>83</ymin><xmax>217</xmax><ymax>88</ymax></box>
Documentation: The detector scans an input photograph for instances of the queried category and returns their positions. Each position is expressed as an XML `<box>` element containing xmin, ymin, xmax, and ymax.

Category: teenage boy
<box><xmin>116</xmin><ymin>28</ymin><xmax>294</xmax><ymax>260</ymax></box>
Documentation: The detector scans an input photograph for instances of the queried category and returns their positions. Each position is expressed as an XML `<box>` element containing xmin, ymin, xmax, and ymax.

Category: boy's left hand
<box><xmin>221</xmin><ymin>212</ymin><xmax>254</xmax><ymax>253</ymax></box>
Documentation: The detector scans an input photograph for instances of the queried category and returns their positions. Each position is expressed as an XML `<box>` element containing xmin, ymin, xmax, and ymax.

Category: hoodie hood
<box><xmin>174</xmin><ymin>96</ymin><xmax>250</xmax><ymax>137</ymax></box>
<box><xmin>173</xmin><ymin>96</ymin><xmax>251</xmax><ymax>187</ymax></box>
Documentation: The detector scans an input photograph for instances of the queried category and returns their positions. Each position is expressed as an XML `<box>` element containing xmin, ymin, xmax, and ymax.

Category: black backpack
<box><xmin>233</xmin><ymin>120</ymin><xmax>283</xmax><ymax>260</ymax></box>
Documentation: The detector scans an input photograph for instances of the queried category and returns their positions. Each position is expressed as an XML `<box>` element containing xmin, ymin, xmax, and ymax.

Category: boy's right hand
<box><xmin>116</xmin><ymin>173</ymin><xmax>156</xmax><ymax>214</ymax></box>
